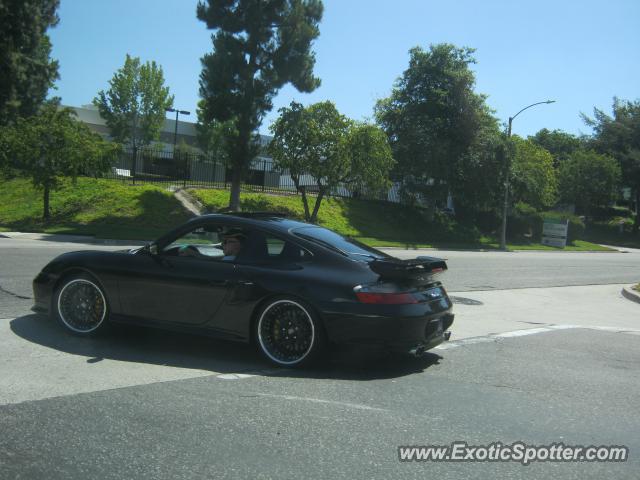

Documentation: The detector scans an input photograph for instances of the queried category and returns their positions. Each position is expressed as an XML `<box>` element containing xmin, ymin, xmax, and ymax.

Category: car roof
<box><xmin>188</xmin><ymin>213</ymin><xmax>319</xmax><ymax>234</ymax></box>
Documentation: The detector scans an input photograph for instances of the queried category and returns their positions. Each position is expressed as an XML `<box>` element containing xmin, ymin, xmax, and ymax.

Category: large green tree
<box><xmin>582</xmin><ymin>97</ymin><xmax>640</xmax><ymax>231</ymax></box>
<box><xmin>529</xmin><ymin>128</ymin><xmax>584</xmax><ymax>167</ymax></box>
<box><xmin>509</xmin><ymin>136</ymin><xmax>558</xmax><ymax>210</ymax></box>
<box><xmin>558</xmin><ymin>150</ymin><xmax>621</xmax><ymax>215</ymax></box>
<box><xmin>4</xmin><ymin>101</ymin><xmax>117</xmax><ymax>219</ymax></box>
<box><xmin>0</xmin><ymin>0</ymin><xmax>60</xmax><ymax>125</ymax></box>
<box><xmin>197</xmin><ymin>0</ymin><xmax>323</xmax><ymax>211</ymax></box>
<box><xmin>452</xmin><ymin>111</ymin><xmax>504</xmax><ymax>214</ymax></box>
<box><xmin>375</xmin><ymin>44</ymin><xmax>493</xmax><ymax>206</ymax></box>
<box><xmin>195</xmin><ymin>99</ymin><xmax>235</xmax><ymax>166</ymax></box>
<box><xmin>269</xmin><ymin>101</ymin><xmax>393</xmax><ymax>222</ymax></box>
<box><xmin>93</xmin><ymin>55</ymin><xmax>174</xmax><ymax>152</ymax></box>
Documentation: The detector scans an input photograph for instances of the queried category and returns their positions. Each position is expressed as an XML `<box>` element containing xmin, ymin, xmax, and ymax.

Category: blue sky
<box><xmin>49</xmin><ymin>0</ymin><xmax>640</xmax><ymax>138</ymax></box>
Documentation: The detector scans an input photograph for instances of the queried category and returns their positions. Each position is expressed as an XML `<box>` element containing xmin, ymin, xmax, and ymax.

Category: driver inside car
<box><xmin>221</xmin><ymin>229</ymin><xmax>246</xmax><ymax>261</ymax></box>
<box><xmin>176</xmin><ymin>227</ymin><xmax>246</xmax><ymax>260</ymax></box>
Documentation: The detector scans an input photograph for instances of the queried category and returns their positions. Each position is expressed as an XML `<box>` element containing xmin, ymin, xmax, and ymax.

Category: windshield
<box><xmin>292</xmin><ymin>226</ymin><xmax>390</xmax><ymax>261</ymax></box>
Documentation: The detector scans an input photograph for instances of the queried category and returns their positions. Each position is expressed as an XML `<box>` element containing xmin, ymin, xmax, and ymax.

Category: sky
<box><xmin>49</xmin><ymin>0</ymin><xmax>640</xmax><ymax>138</ymax></box>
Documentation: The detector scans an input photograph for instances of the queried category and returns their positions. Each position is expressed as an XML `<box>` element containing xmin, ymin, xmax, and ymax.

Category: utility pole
<box><xmin>500</xmin><ymin>100</ymin><xmax>556</xmax><ymax>250</ymax></box>
<box><xmin>165</xmin><ymin>108</ymin><xmax>191</xmax><ymax>151</ymax></box>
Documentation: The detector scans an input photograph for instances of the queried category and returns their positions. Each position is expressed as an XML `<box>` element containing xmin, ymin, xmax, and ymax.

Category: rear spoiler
<box><xmin>369</xmin><ymin>256</ymin><xmax>447</xmax><ymax>281</ymax></box>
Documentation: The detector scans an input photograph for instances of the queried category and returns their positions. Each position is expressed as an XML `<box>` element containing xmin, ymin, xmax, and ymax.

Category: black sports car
<box><xmin>33</xmin><ymin>213</ymin><xmax>454</xmax><ymax>367</ymax></box>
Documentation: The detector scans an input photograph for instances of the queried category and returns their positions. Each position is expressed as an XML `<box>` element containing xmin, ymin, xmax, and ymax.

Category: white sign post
<box><xmin>542</xmin><ymin>218</ymin><xmax>569</xmax><ymax>248</ymax></box>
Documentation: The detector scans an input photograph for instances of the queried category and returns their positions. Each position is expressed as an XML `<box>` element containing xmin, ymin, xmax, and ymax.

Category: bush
<box><xmin>507</xmin><ymin>203</ymin><xmax>543</xmax><ymax>240</ymax></box>
<box><xmin>430</xmin><ymin>211</ymin><xmax>482</xmax><ymax>243</ymax></box>
<box><xmin>507</xmin><ymin>203</ymin><xmax>585</xmax><ymax>243</ymax></box>
<box><xmin>590</xmin><ymin>205</ymin><xmax>633</xmax><ymax>221</ymax></box>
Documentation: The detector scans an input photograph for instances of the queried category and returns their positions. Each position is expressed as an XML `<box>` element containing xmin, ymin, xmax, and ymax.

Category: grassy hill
<box><xmin>0</xmin><ymin>177</ymin><xmax>191</xmax><ymax>240</ymax></box>
<box><xmin>188</xmin><ymin>188</ymin><xmax>611</xmax><ymax>251</ymax></box>
<box><xmin>0</xmin><ymin>177</ymin><xmax>614</xmax><ymax>250</ymax></box>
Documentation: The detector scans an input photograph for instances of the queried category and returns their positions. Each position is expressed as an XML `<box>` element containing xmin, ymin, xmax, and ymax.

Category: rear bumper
<box><xmin>323</xmin><ymin>306</ymin><xmax>454</xmax><ymax>352</ymax></box>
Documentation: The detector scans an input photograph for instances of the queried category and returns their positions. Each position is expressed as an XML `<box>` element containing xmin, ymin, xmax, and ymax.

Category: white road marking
<box><xmin>436</xmin><ymin>324</ymin><xmax>640</xmax><ymax>350</ymax></box>
<box><xmin>253</xmin><ymin>393</ymin><xmax>388</xmax><ymax>412</ymax></box>
<box><xmin>216</xmin><ymin>373</ymin><xmax>257</xmax><ymax>380</ymax></box>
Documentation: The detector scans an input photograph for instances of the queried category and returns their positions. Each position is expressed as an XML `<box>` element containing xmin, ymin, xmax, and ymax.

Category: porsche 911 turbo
<box><xmin>33</xmin><ymin>212</ymin><xmax>454</xmax><ymax>367</ymax></box>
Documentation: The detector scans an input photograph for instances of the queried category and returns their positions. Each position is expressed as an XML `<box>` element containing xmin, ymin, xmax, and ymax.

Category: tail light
<box><xmin>353</xmin><ymin>284</ymin><xmax>419</xmax><ymax>304</ymax></box>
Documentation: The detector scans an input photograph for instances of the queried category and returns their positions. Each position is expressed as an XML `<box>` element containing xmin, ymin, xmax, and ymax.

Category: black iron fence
<box><xmin>104</xmin><ymin>147</ymin><xmax>404</xmax><ymax>203</ymax></box>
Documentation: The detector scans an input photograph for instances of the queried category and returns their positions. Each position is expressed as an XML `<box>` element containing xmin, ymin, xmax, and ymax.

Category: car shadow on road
<box><xmin>10</xmin><ymin>314</ymin><xmax>442</xmax><ymax>381</ymax></box>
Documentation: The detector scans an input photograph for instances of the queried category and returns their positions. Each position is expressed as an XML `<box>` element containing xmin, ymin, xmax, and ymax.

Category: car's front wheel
<box><xmin>255</xmin><ymin>297</ymin><xmax>325</xmax><ymax>367</ymax></box>
<box><xmin>54</xmin><ymin>274</ymin><xmax>109</xmax><ymax>335</ymax></box>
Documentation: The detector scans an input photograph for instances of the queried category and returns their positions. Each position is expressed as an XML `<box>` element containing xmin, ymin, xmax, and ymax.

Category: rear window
<box><xmin>292</xmin><ymin>226</ymin><xmax>390</xmax><ymax>261</ymax></box>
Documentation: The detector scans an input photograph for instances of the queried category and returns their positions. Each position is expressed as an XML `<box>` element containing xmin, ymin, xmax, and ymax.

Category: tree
<box><xmin>0</xmin><ymin>0</ymin><xmax>60</xmax><ymax>125</ymax></box>
<box><xmin>269</xmin><ymin>101</ymin><xmax>393</xmax><ymax>223</ymax></box>
<box><xmin>509</xmin><ymin>136</ymin><xmax>558</xmax><ymax>210</ymax></box>
<box><xmin>195</xmin><ymin>99</ymin><xmax>234</xmax><ymax>165</ymax></box>
<box><xmin>582</xmin><ymin>98</ymin><xmax>640</xmax><ymax>231</ymax></box>
<box><xmin>375</xmin><ymin>44</ymin><xmax>493</xmax><ymax>205</ymax></box>
<box><xmin>93</xmin><ymin>55</ymin><xmax>174</xmax><ymax>152</ymax></box>
<box><xmin>451</xmin><ymin>110</ymin><xmax>504</xmax><ymax>214</ymax></box>
<box><xmin>4</xmin><ymin>101</ymin><xmax>117</xmax><ymax>219</ymax></box>
<box><xmin>197</xmin><ymin>0</ymin><xmax>323</xmax><ymax>211</ymax></box>
<box><xmin>529</xmin><ymin>128</ymin><xmax>584</xmax><ymax>167</ymax></box>
<box><xmin>558</xmin><ymin>150</ymin><xmax>621</xmax><ymax>215</ymax></box>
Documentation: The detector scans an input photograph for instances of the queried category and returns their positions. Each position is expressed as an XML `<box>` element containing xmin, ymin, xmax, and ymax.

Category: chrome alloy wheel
<box><xmin>57</xmin><ymin>278</ymin><xmax>107</xmax><ymax>333</ymax></box>
<box><xmin>257</xmin><ymin>300</ymin><xmax>315</xmax><ymax>366</ymax></box>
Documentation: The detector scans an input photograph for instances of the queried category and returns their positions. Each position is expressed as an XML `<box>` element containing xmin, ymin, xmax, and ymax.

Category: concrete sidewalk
<box><xmin>448</xmin><ymin>283</ymin><xmax>640</xmax><ymax>341</ymax></box>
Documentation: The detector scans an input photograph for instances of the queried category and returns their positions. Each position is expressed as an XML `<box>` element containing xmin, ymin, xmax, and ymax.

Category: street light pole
<box><xmin>499</xmin><ymin>100</ymin><xmax>555</xmax><ymax>251</ymax></box>
<box><xmin>165</xmin><ymin>108</ymin><xmax>191</xmax><ymax>151</ymax></box>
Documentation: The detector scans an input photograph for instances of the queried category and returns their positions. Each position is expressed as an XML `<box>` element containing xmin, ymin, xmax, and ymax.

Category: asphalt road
<box><xmin>1</xmin><ymin>235</ymin><xmax>639</xmax><ymax>479</ymax></box>
<box><xmin>2</xmin><ymin>236</ymin><xmax>640</xmax><ymax>316</ymax></box>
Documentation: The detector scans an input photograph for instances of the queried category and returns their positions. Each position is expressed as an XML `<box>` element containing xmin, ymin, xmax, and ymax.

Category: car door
<box><xmin>118</xmin><ymin>223</ymin><xmax>239</xmax><ymax>326</ymax></box>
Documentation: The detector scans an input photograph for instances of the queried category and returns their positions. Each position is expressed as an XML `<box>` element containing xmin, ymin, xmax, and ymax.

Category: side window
<box><xmin>264</xmin><ymin>235</ymin><xmax>311</xmax><ymax>262</ymax></box>
<box><xmin>266</xmin><ymin>237</ymin><xmax>285</xmax><ymax>256</ymax></box>
<box><xmin>163</xmin><ymin>224</ymin><xmax>244</xmax><ymax>260</ymax></box>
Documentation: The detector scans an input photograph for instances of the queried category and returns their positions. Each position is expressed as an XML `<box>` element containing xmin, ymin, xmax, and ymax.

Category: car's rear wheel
<box><xmin>255</xmin><ymin>297</ymin><xmax>325</xmax><ymax>367</ymax></box>
<box><xmin>54</xmin><ymin>274</ymin><xmax>109</xmax><ymax>335</ymax></box>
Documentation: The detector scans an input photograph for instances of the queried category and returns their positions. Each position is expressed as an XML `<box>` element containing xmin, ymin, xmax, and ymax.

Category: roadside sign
<box><xmin>542</xmin><ymin>218</ymin><xmax>569</xmax><ymax>248</ymax></box>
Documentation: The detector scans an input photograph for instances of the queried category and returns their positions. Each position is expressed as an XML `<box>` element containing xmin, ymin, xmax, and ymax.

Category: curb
<box><xmin>621</xmin><ymin>285</ymin><xmax>640</xmax><ymax>305</ymax></box>
<box><xmin>1</xmin><ymin>232</ymin><xmax>148</xmax><ymax>246</ymax></box>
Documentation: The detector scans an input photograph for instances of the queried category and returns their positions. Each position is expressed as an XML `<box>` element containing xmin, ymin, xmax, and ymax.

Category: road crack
<box><xmin>0</xmin><ymin>285</ymin><xmax>32</xmax><ymax>300</ymax></box>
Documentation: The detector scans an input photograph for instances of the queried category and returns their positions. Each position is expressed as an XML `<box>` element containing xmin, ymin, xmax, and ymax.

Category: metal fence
<box><xmin>104</xmin><ymin>147</ymin><xmax>404</xmax><ymax>203</ymax></box>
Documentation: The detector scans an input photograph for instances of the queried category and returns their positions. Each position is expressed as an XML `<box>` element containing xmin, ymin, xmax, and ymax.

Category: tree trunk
<box><xmin>227</xmin><ymin>113</ymin><xmax>252</xmax><ymax>212</ymax></box>
<box><xmin>43</xmin><ymin>183</ymin><xmax>50</xmax><ymax>221</ymax></box>
<box><xmin>228</xmin><ymin>166</ymin><xmax>242</xmax><ymax>211</ymax></box>
<box><xmin>292</xmin><ymin>175</ymin><xmax>311</xmax><ymax>222</ymax></box>
<box><xmin>309</xmin><ymin>185</ymin><xmax>325</xmax><ymax>224</ymax></box>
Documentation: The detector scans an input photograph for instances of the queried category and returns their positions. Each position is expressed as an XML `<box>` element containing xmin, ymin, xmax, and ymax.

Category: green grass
<box><xmin>190</xmin><ymin>188</ymin><xmax>613</xmax><ymax>251</ymax></box>
<box><xmin>0</xmin><ymin>176</ymin><xmax>620</xmax><ymax>250</ymax></box>
<box><xmin>0</xmin><ymin>177</ymin><xmax>192</xmax><ymax>240</ymax></box>
<box><xmin>583</xmin><ymin>223</ymin><xmax>640</xmax><ymax>249</ymax></box>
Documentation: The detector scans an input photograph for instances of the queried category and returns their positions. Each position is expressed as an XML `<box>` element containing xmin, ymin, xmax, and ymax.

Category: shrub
<box><xmin>507</xmin><ymin>203</ymin><xmax>543</xmax><ymax>240</ymax></box>
<box><xmin>507</xmin><ymin>203</ymin><xmax>585</xmax><ymax>243</ymax></box>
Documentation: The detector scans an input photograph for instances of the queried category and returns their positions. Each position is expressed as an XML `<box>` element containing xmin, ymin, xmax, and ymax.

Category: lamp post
<box><xmin>165</xmin><ymin>107</ymin><xmax>191</xmax><ymax>151</ymax></box>
<box><xmin>499</xmin><ymin>100</ymin><xmax>556</xmax><ymax>251</ymax></box>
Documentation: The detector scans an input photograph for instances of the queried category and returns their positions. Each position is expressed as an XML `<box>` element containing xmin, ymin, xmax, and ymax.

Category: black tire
<box><xmin>255</xmin><ymin>297</ymin><xmax>326</xmax><ymax>367</ymax></box>
<box><xmin>53</xmin><ymin>274</ymin><xmax>110</xmax><ymax>336</ymax></box>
